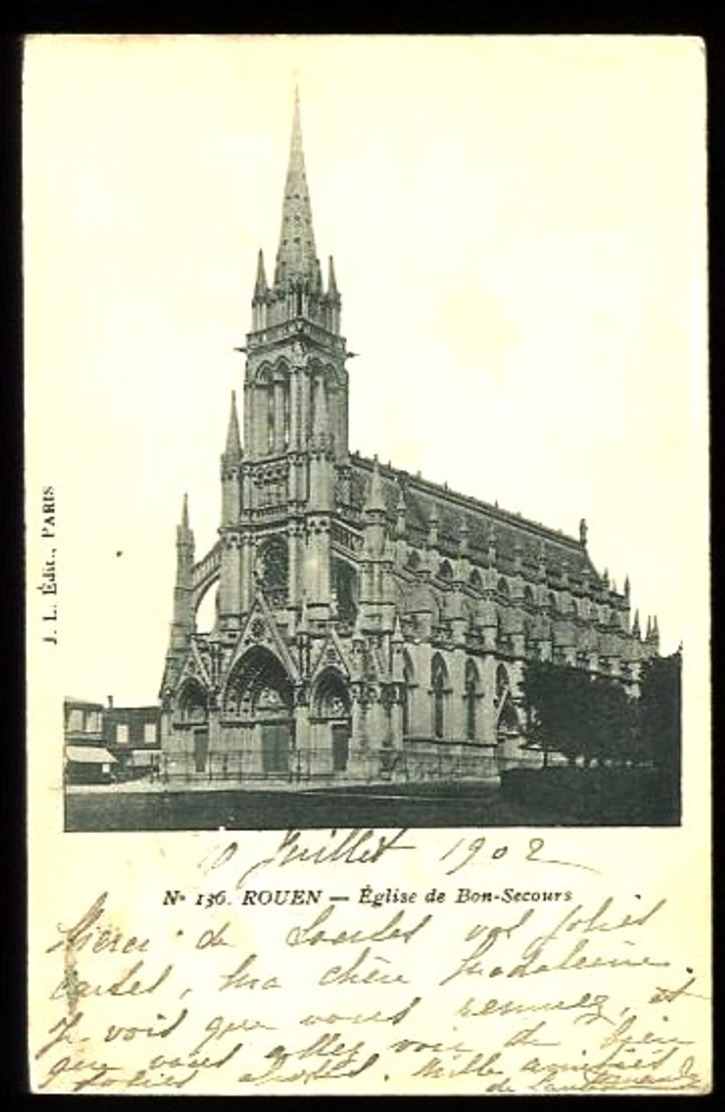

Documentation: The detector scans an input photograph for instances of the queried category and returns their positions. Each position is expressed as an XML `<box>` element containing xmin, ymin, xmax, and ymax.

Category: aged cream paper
<box><xmin>26</xmin><ymin>35</ymin><xmax>710</xmax><ymax>1095</ymax></box>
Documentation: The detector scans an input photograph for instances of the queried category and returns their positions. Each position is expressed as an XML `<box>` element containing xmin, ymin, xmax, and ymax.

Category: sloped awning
<box><xmin>66</xmin><ymin>745</ymin><xmax>117</xmax><ymax>765</ymax></box>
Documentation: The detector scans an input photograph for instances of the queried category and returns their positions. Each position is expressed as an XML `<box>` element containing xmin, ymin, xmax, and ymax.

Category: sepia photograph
<box><xmin>24</xmin><ymin>36</ymin><xmax>702</xmax><ymax>833</ymax></box>
<box><xmin>25</xmin><ymin>35</ymin><xmax>711</xmax><ymax>1096</ymax></box>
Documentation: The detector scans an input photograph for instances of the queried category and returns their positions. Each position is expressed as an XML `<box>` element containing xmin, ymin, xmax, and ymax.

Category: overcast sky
<box><xmin>24</xmin><ymin>35</ymin><xmax>707</xmax><ymax>705</ymax></box>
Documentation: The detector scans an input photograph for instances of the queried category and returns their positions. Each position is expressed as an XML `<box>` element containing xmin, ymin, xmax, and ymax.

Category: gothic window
<box><xmin>334</xmin><ymin>560</ymin><xmax>358</xmax><ymax>626</ymax></box>
<box><xmin>496</xmin><ymin>662</ymin><xmax>510</xmax><ymax>701</ymax></box>
<box><xmin>524</xmin><ymin>585</ymin><xmax>535</xmax><ymax>606</ymax></box>
<box><xmin>497</xmin><ymin>577</ymin><xmax>510</xmax><ymax>598</ymax></box>
<box><xmin>469</xmin><ymin>568</ymin><xmax>483</xmax><ymax>592</ymax></box>
<box><xmin>267</xmin><ymin>383</ymin><xmax>275</xmax><ymax>453</ymax></box>
<box><xmin>431</xmin><ymin>654</ymin><xmax>448</xmax><ymax>740</ymax></box>
<box><xmin>465</xmin><ymin>659</ymin><xmax>479</xmax><ymax>742</ymax></box>
<box><xmin>256</xmin><ymin>536</ymin><xmax>288</xmax><ymax>603</ymax></box>
<box><xmin>407</xmin><ymin>549</ymin><xmax>421</xmax><ymax>571</ymax></box>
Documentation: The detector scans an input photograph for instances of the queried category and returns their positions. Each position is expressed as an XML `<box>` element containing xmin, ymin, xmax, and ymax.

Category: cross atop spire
<box><xmin>274</xmin><ymin>88</ymin><xmax>321</xmax><ymax>291</ymax></box>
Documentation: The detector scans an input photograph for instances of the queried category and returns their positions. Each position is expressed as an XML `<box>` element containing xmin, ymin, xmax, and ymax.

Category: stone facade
<box><xmin>159</xmin><ymin>93</ymin><xmax>659</xmax><ymax>784</ymax></box>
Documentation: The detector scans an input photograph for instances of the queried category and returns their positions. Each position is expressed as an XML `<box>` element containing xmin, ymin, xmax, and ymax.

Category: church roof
<box><xmin>349</xmin><ymin>453</ymin><xmax>601</xmax><ymax>591</ymax></box>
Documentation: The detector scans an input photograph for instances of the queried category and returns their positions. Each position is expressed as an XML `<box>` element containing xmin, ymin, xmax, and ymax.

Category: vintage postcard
<box><xmin>25</xmin><ymin>35</ymin><xmax>711</xmax><ymax>1094</ymax></box>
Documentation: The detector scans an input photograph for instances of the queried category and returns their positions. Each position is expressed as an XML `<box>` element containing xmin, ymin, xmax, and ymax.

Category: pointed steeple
<box><xmin>170</xmin><ymin>492</ymin><xmax>195</xmax><ymax>653</ymax></box>
<box><xmin>253</xmin><ymin>249</ymin><xmax>268</xmax><ymax>300</ymax></box>
<box><xmin>224</xmin><ymin>391</ymin><xmax>242</xmax><ymax>459</ymax></box>
<box><xmin>274</xmin><ymin>88</ymin><xmax>321</xmax><ymax>291</ymax></box>
<box><xmin>632</xmin><ymin>609</ymin><xmax>641</xmax><ymax>638</ymax></box>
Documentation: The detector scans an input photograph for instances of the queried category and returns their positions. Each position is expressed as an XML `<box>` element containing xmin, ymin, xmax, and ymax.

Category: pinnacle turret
<box><xmin>253</xmin><ymin>249</ymin><xmax>268</xmax><ymax>300</ymax></box>
<box><xmin>224</xmin><ymin>391</ymin><xmax>242</xmax><ymax>459</ymax></box>
<box><xmin>327</xmin><ymin>256</ymin><xmax>339</xmax><ymax>299</ymax></box>
<box><xmin>177</xmin><ymin>493</ymin><xmax>193</xmax><ymax>547</ymax></box>
<box><xmin>365</xmin><ymin>457</ymin><xmax>386</xmax><ymax>515</ymax></box>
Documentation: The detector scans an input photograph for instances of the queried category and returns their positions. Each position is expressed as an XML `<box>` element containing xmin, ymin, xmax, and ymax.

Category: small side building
<box><xmin>103</xmin><ymin>700</ymin><xmax>162</xmax><ymax>779</ymax></box>
<box><xmin>64</xmin><ymin>698</ymin><xmax>117</xmax><ymax>784</ymax></box>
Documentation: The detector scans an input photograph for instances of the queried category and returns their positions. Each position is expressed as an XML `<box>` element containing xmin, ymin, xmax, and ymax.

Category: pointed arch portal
<box><xmin>175</xmin><ymin>678</ymin><xmax>209</xmax><ymax>773</ymax></box>
<box><xmin>312</xmin><ymin>668</ymin><xmax>351</xmax><ymax>773</ymax></box>
<box><xmin>226</xmin><ymin>647</ymin><xmax>294</xmax><ymax>774</ymax></box>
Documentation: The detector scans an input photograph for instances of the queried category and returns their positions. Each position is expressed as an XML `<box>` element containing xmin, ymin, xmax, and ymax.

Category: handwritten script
<box><xmin>32</xmin><ymin>829</ymin><xmax>710</xmax><ymax>1095</ymax></box>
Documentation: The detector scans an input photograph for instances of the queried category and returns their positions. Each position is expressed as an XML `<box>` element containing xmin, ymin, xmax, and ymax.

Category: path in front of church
<box><xmin>63</xmin><ymin>777</ymin><xmax>673</xmax><ymax>831</ymax></box>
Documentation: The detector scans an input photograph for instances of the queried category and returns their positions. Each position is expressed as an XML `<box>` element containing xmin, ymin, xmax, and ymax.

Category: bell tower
<box><xmin>240</xmin><ymin>89</ymin><xmax>350</xmax><ymax>620</ymax></box>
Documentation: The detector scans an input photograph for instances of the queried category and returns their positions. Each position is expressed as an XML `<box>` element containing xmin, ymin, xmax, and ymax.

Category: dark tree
<box><xmin>524</xmin><ymin>660</ymin><xmax>589</xmax><ymax>765</ymax></box>
<box><xmin>523</xmin><ymin>659</ymin><xmax>637</xmax><ymax>766</ymax></box>
<box><xmin>637</xmin><ymin>650</ymin><xmax>682</xmax><ymax>818</ymax></box>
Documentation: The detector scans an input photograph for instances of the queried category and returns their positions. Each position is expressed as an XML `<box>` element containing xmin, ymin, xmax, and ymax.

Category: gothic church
<box><xmin>159</xmin><ymin>94</ymin><xmax>659</xmax><ymax>783</ymax></box>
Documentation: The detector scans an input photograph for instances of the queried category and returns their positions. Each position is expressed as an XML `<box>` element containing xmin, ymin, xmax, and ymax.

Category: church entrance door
<box><xmin>262</xmin><ymin>721</ymin><xmax>291</xmax><ymax>775</ymax></box>
<box><xmin>332</xmin><ymin>722</ymin><xmax>350</xmax><ymax>773</ymax></box>
<box><xmin>193</xmin><ymin>728</ymin><xmax>209</xmax><ymax>774</ymax></box>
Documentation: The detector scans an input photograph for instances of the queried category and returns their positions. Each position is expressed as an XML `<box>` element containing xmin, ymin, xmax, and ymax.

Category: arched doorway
<box><xmin>176</xmin><ymin>678</ymin><xmax>209</xmax><ymax>774</ymax></box>
<box><xmin>226</xmin><ymin>647</ymin><xmax>294</xmax><ymax>775</ymax></box>
<box><xmin>312</xmin><ymin>669</ymin><xmax>351</xmax><ymax>773</ymax></box>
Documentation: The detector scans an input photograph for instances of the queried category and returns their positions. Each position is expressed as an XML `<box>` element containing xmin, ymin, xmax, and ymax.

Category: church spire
<box><xmin>274</xmin><ymin>88</ymin><xmax>321</xmax><ymax>291</ymax></box>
